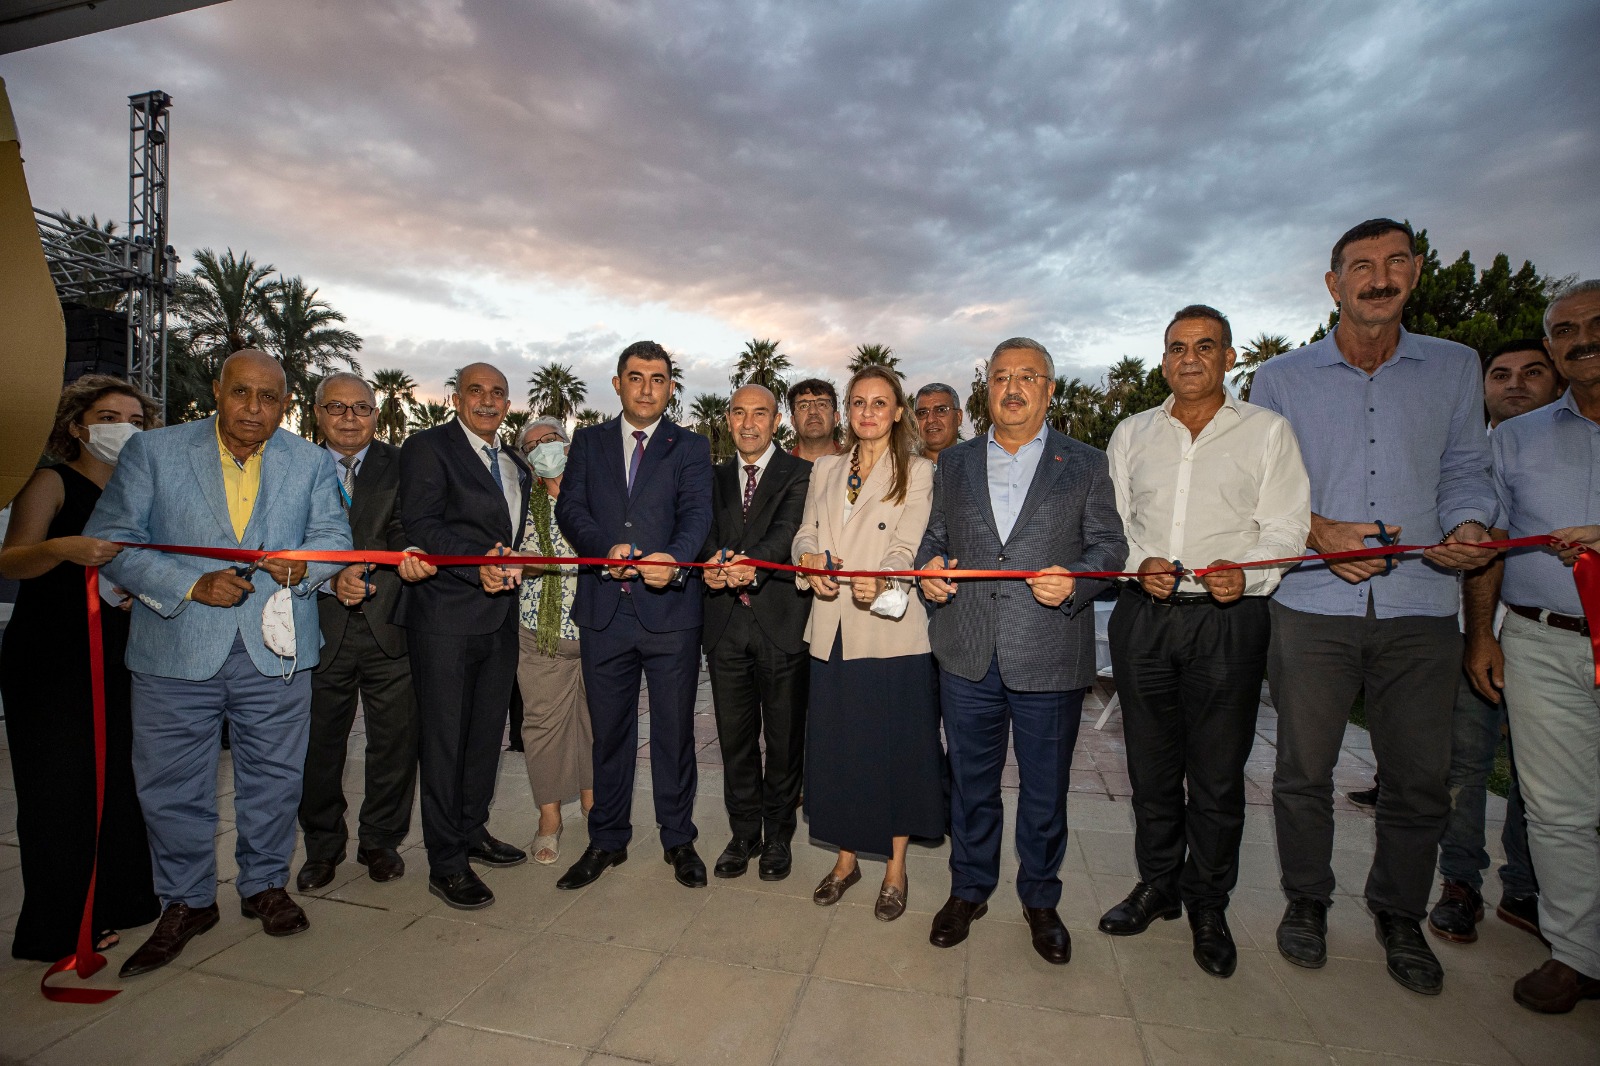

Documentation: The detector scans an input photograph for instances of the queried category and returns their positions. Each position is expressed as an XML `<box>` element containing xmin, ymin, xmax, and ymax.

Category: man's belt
<box><xmin>1508</xmin><ymin>602</ymin><xmax>1591</xmax><ymax>637</ymax></box>
<box><xmin>1128</xmin><ymin>585</ymin><xmax>1215</xmax><ymax>606</ymax></box>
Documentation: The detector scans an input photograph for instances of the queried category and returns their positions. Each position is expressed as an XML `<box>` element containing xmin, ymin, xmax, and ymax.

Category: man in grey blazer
<box><xmin>917</xmin><ymin>337</ymin><xmax>1127</xmax><ymax>964</ymax></box>
<box><xmin>86</xmin><ymin>350</ymin><xmax>351</xmax><ymax>976</ymax></box>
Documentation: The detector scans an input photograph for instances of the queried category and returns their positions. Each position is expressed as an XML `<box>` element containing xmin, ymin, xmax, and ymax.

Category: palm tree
<box><xmin>371</xmin><ymin>368</ymin><xmax>417</xmax><ymax>444</ymax></box>
<box><xmin>965</xmin><ymin>365</ymin><xmax>991</xmax><ymax>436</ymax></box>
<box><xmin>260</xmin><ymin>276</ymin><xmax>362</xmax><ymax>437</ymax></box>
<box><xmin>729</xmin><ymin>338</ymin><xmax>792</xmax><ymax>396</ymax></box>
<box><xmin>1102</xmin><ymin>356</ymin><xmax>1147</xmax><ymax>419</ymax></box>
<box><xmin>172</xmin><ymin>247</ymin><xmax>275</xmax><ymax>358</ymax></box>
<box><xmin>668</xmin><ymin>361</ymin><xmax>685</xmax><ymax>421</ymax></box>
<box><xmin>847</xmin><ymin>343</ymin><xmax>903</xmax><ymax>380</ymax></box>
<box><xmin>406</xmin><ymin>396</ymin><xmax>455</xmax><ymax>430</ymax></box>
<box><xmin>501</xmin><ymin>409</ymin><xmax>530</xmax><ymax>449</ymax></box>
<box><xmin>1233</xmin><ymin>333</ymin><xmax>1293</xmax><ymax>400</ymax></box>
<box><xmin>574</xmin><ymin>407</ymin><xmax>607</xmax><ymax>428</ymax></box>
<box><xmin>527</xmin><ymin>362</ymin><xmax>588</xmax><ymax>421</ymax></box>
<box><xmin>689</xmin><ymin>393</ymin><xmax>733</xmax><ymax>462</ymax></box>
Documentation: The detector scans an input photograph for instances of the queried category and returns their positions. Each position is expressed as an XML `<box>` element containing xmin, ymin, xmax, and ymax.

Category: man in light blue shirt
<box><xmin>1468</xmin><ymin>280</ymin><xmax>1600</xmax><ymax>1014</ymax></box>
<box><xmin>1250</xmin><ymin>219</ymin><xmax>1499</xmax><ymax>997</ymax></box>
<box><xmin>986</xmin><ymin>422</ymin><xmax>1046</xmax><ymax>541</ymax></box>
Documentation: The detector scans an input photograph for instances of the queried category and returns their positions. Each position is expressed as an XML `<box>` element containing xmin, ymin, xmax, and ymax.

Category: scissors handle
<box><xmin>1374</xmin><ymin>521</ymin><xmax>1397</xmax><ymax>574</ymax></box>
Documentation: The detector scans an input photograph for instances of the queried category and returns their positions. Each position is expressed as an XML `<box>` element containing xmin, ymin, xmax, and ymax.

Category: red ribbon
<box><xmin>1574</xmin><ymin>549</ymin><xmax>1600</xmax><ymax>687</ymax></box>
<box><xmin>41</xmin><ymin>567</ymin><xmax>119</xmax><ymax>1004</ymax></box>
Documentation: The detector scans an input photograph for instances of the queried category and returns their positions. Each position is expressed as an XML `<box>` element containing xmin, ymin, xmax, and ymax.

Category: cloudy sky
<box><xmin>5</xmin><ymin>0</ymin><xmax>1597</xmax><ymax>412</ymax></box>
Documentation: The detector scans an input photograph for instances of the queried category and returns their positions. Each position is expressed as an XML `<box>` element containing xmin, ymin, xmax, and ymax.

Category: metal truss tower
<box><xmin>33</xmin><ymin>90</ymin><xmax>175</xmax><ymax>416</ymax></box>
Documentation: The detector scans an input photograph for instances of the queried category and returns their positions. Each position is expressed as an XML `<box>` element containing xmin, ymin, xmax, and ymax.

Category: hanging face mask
<box><xmin>530</xmin><ymin>440</ymin><xmax>569</xmax><ymax>478</ymax></box>
<box><xmin>261</xmin><ymin>587</ymin><xmax>298</xmax><ymax>680</ymax></box>
<box><xmin>82</xmin><ymin>421</ymin><xmax>139</xmax><ymax>465</ymax></box>
<box><xmin>870</xmin><ymin>578</ymin><xmax>909</xmax><ymax>620</ymax></box>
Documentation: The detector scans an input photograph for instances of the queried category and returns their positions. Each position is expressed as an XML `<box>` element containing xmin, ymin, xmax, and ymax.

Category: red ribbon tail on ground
<box><xmin>41</xmin><ymin>567</ymin><xmax>119</xmax><ymax>1005</ymax></box>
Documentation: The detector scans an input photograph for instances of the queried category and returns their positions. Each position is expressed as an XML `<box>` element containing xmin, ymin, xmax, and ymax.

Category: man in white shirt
<box><xmin>1100</xmin><ymin>305</ymin><xmax>1310</xmax><ymax>979</ymax></box>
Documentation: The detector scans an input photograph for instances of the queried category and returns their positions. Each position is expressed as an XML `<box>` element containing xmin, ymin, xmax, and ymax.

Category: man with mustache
<box><xmin>699</xmin><ymin>383</ymin><xmax>812</xmax><ymax>881</ymax></box>
<box><xmin>787</xmin><ymin>378</ymin><xmax>844</xmax><ymax>462</ymax></box>
<box><xmin>398</xmin><ymin>362</ymin><xmax>534</xmax><ymax>909</ymax></box>
<box><xmin>914</xmin><ymin>383</ymin><xmax>964</xmax><ymax>466</ymax></box>
<box><xmin>1426</xmin><ymin>339</ymin><xmax>1562</xmax><ymax>946</ymax></box>
<box><xmin>1251</xmin><ymin>219</ymin><xmax>1500</xmax><ymax>996</ymax></box>
<box><xmin>1466</xmin><ymin>280</ymin><xmax>1600</xmax><ymax>1013</ymax></box>
<box><xmin>1100</xmin><ymin>305</ymin><xmax>1310</xmax><ymax>978</ymax></box>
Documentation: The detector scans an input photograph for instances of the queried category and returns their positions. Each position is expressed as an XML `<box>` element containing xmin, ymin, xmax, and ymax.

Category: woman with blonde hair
<box><xmin>0</xmin><ymin>375</ymin><xmax>161</xmax><ymax>960</ymax></box>
<box><xmin>792</xmin><ymin>366</ymin><xmax>943</xmax><ymax>921</ymax></box>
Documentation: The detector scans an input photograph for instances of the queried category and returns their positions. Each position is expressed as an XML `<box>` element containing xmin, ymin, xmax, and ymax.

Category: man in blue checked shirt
<box><xmin>1467</xmin><ymin>280</ymin><xmax>1600</xmax><ymax>1015</ymax></box>
<box><xmin>1250</xmin><ymin>219</ymin><xmax>1500</xmax><ymax>997</ymax></box>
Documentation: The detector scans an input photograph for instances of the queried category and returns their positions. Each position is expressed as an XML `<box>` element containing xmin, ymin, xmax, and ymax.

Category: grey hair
<box><xmin>518</xmin><ymin>415</ymin><xmax>568</xmax><ymax>449</ymax></box>
<box><xmin>315</xmin><ymin>371</ymin><xmax>375</xmax><ymax>405</ymax></box>
<box><xmin>986</xmin><ymin>337</ymin><xmax>1055</xmax><ymax>380</ymax></box>
<box><xmin>914</xmin><ymin>382</ymin><xmax>960</xmax><ymax>408</ymax></box>
<box><xmin>1545</xmin><ymin>278</ymin><xmax>1600</xmax><ymax>335</ymax></box>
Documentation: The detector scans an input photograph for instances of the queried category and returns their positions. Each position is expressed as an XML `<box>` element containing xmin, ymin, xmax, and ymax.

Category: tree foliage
<box><xmin>847</xmin><ymin>343</ymin><xmax>903</xmax><ymax>380</ymax></box>
<box><xmin>527</xmin><ymin>362</ymin><xmax>587</xmax><ymax>421</ymax></box>
<box><xmin>729</xmin><ymin>338</ymin><xmax>792</xmax><ymax>398</ymax></box>
<box><xmin>689</xmin><ymin>392</ymin><xmax>734</xmax><ymax>462</ymax></box>
<box><xmin>371</xmin><ymin>368</ymin><xmax>417</xmax><ymax>444</ymax></box>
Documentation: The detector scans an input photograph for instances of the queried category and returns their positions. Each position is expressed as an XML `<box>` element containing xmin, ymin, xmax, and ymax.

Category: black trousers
<box><xmin>707</xmin><ymin>606</ymin><xmax>808</xmax><ymax>842</ymax></box>
<box><xmin>409</xmin><ymin>614</ymin><xmax>519</xmax><ymax>876</ymax></box>
<box><xmin>1108</xmin><ymin>588</ymin><xmax>1268</xmax><ymax>909</ymax></box>
<box><xmin>300</xmin><ymin>614</ymin><xmax>420</xmax><ymax>861</ymax></box>
<box><xmin>1268</xmin><ymin>601</ymin><xmax>1459</xmax><ymax>920</ymax></box>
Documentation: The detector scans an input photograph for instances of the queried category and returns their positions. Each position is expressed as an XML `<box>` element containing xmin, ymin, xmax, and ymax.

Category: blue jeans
<box><xmin>1438</xmin><ymin>672</ymin><xmax>1538</xmax><ymax>897</ymax></box>
<box><xmin>131</xmin><ymin>635</ymin><xmax>312</xmax><ymax>907</ymax></box>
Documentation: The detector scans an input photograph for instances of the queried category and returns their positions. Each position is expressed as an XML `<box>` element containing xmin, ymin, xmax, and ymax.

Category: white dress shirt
<box><xmin>1107</xmin><ymin>392</ymin><xmax>1311</xmax><ymax>596</ymax></box>
<box><xmin>459</xmin><ymin>420</ymin><xmax>522</xmax><ymax>536</ymax></box>
<box><xmin>621</xmin><ymin>416</ymin><xmax>662</xmax><ymax>483</ymax></box>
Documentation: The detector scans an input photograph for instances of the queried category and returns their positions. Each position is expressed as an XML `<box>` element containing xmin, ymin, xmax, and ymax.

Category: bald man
<box><xmin>87</xmin><ymin>350</ymin><xmax>352</xmax><ymax>975</ymax></box>
<box><xmin>700</xmin><ymin>384</ymin><xmax>812</xmax><ymax>880</ymax></box>
<box><xmin>397</xmin><ymin>362</ymin><xmax>534</xmax><ymax>910</ymax></box>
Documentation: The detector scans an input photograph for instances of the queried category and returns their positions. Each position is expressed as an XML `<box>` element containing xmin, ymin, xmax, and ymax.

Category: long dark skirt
<box><xmin>803</xmin><ymin>635</ymin><xmax>945</xmax><ymax>856</ymax></box>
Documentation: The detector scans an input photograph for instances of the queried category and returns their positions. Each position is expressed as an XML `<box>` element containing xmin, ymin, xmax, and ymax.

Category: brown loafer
<box><xmin>1513</xmin><ymin>959</ymin><xmax>1600</xmax><ymax>1013</ymax></box>
<box><xmin>241</xmin><ymin>887</ymin><xmax>310</xmax><ymax>937</ymax></box>
<box><xmin>119</xmin><ymin>902</ymin><xmax>220</xmax><ymax>977</ymax></box>
<box><xmin>813</xmin><ymin>866</ymin><xmax>861</xmax><ymax>906</ymax></box>
<box><xmin>875</xmin><ymin>880</ymin><xmax>907</xmax><ymax>922</ymax></box>
<box><xmin>357</xmin><ymin>847</ymin><xmax>406</xmax><ymax>883</ymax></box>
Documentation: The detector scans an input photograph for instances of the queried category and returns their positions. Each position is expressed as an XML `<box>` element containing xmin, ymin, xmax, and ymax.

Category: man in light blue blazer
<box><xmin>86</xmin><ymin>350</ymin><xmax>351</xmax><ymax>976</ymax></box>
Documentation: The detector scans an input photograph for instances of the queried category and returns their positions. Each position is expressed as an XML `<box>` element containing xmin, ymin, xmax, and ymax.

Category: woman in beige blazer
<box><xmin>792</xmin><ymin>366</ymin><xmax>944</xmax><ymax>922</ymax></box>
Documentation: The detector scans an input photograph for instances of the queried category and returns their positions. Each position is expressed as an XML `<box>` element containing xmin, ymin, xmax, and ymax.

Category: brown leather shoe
<box><xmin>1513</xmin><ymin>959</ymin><xmax>1600</xmax><ymax>1013</ymax></box>
<box><xmin>812</xmin><ymin>865</ymin><xmax>861</xmax><ymax>906</ymax></box>
<box><xmin>929</xmin><ymin>895</ymin><xmax>988</xmax><ymax>948</ymax></box>
<box><xmin>357</xmin><ymin>847</ymin><xmax>406</xmax><ymax>883</ymax></box>
<box><xmin>241</xmin><ymin>887</ymin><xmax>310</xmax><ymax>937</ymax></box>
<box><xmin>874</xmin><ymin>879</ymin><xmax>907</xmax><ymax>922</ymax></box>
<box><xmin>119</xmin><ymin>902</ymin><xmax>220</xmax><ymax>977</ymax></box>
<box><xmin>295</xmin><ymin>856</ymin><xmax>341</xmax><ymax>893</ymax></box>
<box><xmin>1023</xmin><ymin>906</ymin><xmax>1073</xmax><ymax>965</ymax></box>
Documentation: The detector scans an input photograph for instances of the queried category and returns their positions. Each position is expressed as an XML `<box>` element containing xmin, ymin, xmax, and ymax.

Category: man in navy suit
<box><xmin>555</xmin><ymin>341</ymin><xmax>714</xmax><ymax>890</ymax></box>
<box><xmin>398</xmin><ymin>362</ymin><xmax>533</xmax><ymax>910</ymax></box>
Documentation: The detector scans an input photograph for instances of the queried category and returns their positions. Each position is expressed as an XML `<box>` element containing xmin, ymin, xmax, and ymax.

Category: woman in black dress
<box><xmin>791</xmin><ymin>367</ymin><xmax>943</xmax><ymax>922</ymax></box>
<box><xmin>1</xmin><ymin>375</ymin><xmax>161</xmax><ymax>961</ymax></box>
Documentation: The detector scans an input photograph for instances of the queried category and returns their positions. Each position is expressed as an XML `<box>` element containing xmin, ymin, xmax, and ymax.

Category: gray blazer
<box><xmin>915</xmin><ymin>428</ymin><xmax>1127</xmax><ymax>692</ymax></box>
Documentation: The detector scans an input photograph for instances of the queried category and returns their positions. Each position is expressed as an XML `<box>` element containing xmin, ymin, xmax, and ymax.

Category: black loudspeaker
<box><xmin>60</xmin><ymin>303</ymin><xmax>128</xmax><ymax>383</ymax></box>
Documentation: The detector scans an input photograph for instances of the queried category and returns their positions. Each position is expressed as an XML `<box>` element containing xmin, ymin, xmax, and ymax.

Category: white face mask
<box><xmin>261</xmin><ymin>586</ymin><xmax>298</xmax><ymax>679</ymax></box>
<box><xmin>82</xmin><ymin>421</ymin><xmax>139</xmax><ymax>465</ymax></box>
<box><xmin>530</xmin><ymin>440</ymin><xmax>569</xmax><ymax>478</ymax></box>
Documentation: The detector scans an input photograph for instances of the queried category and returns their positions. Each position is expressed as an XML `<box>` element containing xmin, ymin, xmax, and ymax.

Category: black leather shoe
<box><xmin>1497</xmin><ymin>893</ymin><xmax>1546</xmax><ymax>944</ymax></box>
<box><xmin>1098</xmin><ymin>881</ymin><xmax>1181</xmax><ymax>936</ymax></box>
<box><xmin>556</xmin><ymin>846</ymin><xmax>628</xmax><ymax>890</ymax></box>
<box><xmin>758</xmin><ymin>840</ymin><xmax>792</xmax><ymax>881</ymax></box>
<box><xmin>1276</xmin><ymin>898</ymin><xmax>1328</xmax><ymax>968</ymax></box>
<box><xmin>665</xmin><ymin>843</ymin><xmax>708</xmax><ymax>888</ymax></box>
<box><xmin>467</xmin><ymin>834</ymin><xmax>527</xmax><ymax>868</ymax></box>
<box><xmin>429</xmin><ymin>869</ymin><xmax>495</xmax><ymax>910</ymax></box>
<box><xmin>357</xmin><ymin>846</ymin><xmax>406</xmax><ymax>883</ymax></box>
<box><xmin>1023</xmin><ymin>907</ymin><xmax>1072</xmax><ymax>965</ymax></box>
<box><xmin>1375</xmin><ymin>910</ymin><xmax>1444</xmax><ymax>995</ymax></box>
<box><xmin>119</xmin><ymin>902</ymin><xmax>220</xmax><ymax>977</ymax></box>
<box><xmin>1189</xmin><ymin>907</ymin><xmax>1237</xmax><ymax>978</ymax></box>
<box><xmin>1427</xmin><ymin>879</ymin><xmax>1484</xmax><ymax>943</ymax></box>
<box><xmin>929</xmin><ymin>896</ymin><xmax>988</xmax><ymax>948</ymax></box>
<box><xmin>296</xmin><ymin>855</ymin><xmax>342</xmax><ymax>893</ymax></box>
<box><xmin>714</xmin><ymin>837</ymin><xmax>763</xmax><ymax>879</ymax></box>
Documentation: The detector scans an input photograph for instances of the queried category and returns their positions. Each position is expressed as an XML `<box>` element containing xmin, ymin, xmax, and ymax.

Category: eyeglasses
<box><xmin>792</xmin><ymin>398</ymin><xmax>834</xmax><ymax>413</ymax></box>
<box><xmin>521</xmin><ymin>433</ymin><xmax>563</xmax><ymax>454</ymax></box>
<box><xmin>915</xmin><ymin>404</ymin><xmax>954</xmax><ymax>418</ymax></box>
<box><xmin>319</xmin><ymin>401</ymin><xmax>376</xmax><ymax>417</ymax></box>
<box><xmin>989</xmin><ymin>372</ymin><xmax>1046</xmax><ymax>389</ymax></box>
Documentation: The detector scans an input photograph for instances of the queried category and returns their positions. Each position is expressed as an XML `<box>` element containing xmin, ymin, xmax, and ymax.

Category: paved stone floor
<box><xmin>0</xmin><ymin>674</ymin><xmax>1594</xmax><ymax>1065</ymax></box>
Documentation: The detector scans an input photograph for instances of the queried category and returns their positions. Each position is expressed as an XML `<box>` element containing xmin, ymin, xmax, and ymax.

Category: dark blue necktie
<box><xmin>483</xmin><ymin>445</ymin><xmax>504</xmax><ymax>490</ymax></box>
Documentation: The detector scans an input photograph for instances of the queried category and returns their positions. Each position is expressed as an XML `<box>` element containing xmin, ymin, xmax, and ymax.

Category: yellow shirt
<box><xmin>217</xmin><ymin>420</ymin><xmax>263</xmax><ymax>541</ymax></box>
